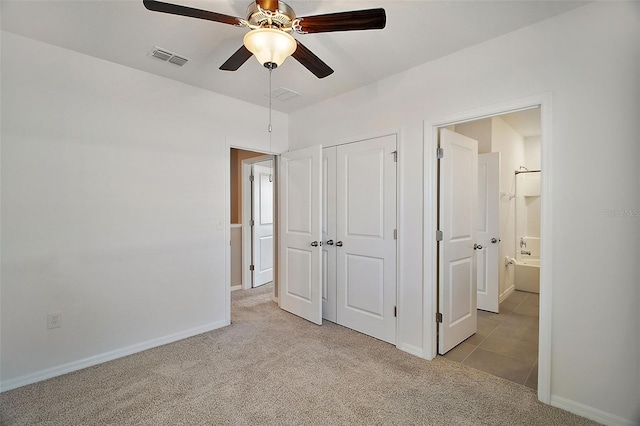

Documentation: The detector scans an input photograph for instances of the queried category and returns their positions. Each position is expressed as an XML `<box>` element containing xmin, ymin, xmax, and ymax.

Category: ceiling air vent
<box><xmin>268</xmin><ymin>87</ymin><xmax>301</xmax><ymax>102</ymax></box>
<box><xmin>168</xmin><ymin>55</ymin><xmax>188</xmax><ymax>66</ymax></box>
<box><xmin>150</xmin><ymin>47</ymin><xmax>189</xmax><ymax>67</ymax></box>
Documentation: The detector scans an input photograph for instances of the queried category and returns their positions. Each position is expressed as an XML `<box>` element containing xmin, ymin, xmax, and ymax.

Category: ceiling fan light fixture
<box><xmin>243</xmin><ymin>28</ymin><xmax>297</xmax><ymax>69</ymax></box>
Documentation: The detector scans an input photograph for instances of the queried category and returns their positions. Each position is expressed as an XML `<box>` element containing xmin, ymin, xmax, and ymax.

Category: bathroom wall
<box><xmin>455</xmin><ymin>116</ymin><xmax>525</xmax><ymax>299</ymax></box>
<box><xmin>516</xmin><ymin>173</ymin><xmax>541</xmax><ymax>240</ymax></box>
<box><xmin>516</xmin><ymin>136</ymin><xmax>542</xmax><ymax>258</ymax></box>
<box><xmin>524</xmin><ymin>136</ymin><xmax>541</xmax><ymax>170</ymax></box>
<box><xmin>453</xmin><ymin>119</ymin><xmax>492</xmax><ymax>154</ymax></box>
<box><xmin>490</xmin><ymin>117</ymin><xmax>525</xmax><ymax>298</ymax></box>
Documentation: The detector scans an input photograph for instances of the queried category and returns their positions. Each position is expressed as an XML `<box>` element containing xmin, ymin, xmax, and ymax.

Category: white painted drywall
<box><xmin>524</xmin><ymin>136</ymin><xmax>541</xmax><ymax>170</ymax></box>
<box><xmin>289</xmin><ymin>2</ymin><xmax>640</xmax><ymax>423</ymax></box>
<box><xmin>0</xmin><ymin>31</ymin><xmax>287</xmax><ymax>387</ymax></box>
<box><xmin>491</xmin><ymin>116</ymin><xmax>525</xmax><ymax>298</ymax></box>
<box><xmin>454</xmin><ymin>118</ymin><xmax>492</xmax><ymax>154</ymax></box>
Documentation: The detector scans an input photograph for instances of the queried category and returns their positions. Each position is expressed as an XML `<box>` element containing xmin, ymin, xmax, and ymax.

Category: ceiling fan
<box><xmin>143</xmin><ymin>0</ymin><xmax>386</xmax><ymax>78</ymax></box>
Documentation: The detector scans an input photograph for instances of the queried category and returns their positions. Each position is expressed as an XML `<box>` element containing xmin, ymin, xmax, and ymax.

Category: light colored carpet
<box><xmin>0</xmin><ymin>283</ymin><xmax>597</xmax><ymax>425</ymax></box>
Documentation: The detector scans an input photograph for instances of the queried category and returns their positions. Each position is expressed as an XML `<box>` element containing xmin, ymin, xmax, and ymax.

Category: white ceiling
<box><xmin>1</xmin><ymin>0</ymin><xmax>587</xmax><ymax>113</ymax></box>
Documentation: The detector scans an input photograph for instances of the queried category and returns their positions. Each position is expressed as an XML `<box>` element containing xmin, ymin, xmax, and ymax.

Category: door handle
<box><xmin>326</xmin><ymin>239</ymin><xmax>334</xmax><ymax>246</ymax></box>
<box><xmin>474</xmin><ymin>244</ymin><xmax>483</xmax><ymax>250</ymax></box>
<box><xmin>311</xmin><ymin>241</ymin><xmax>319</xmax><ymax>247</ymax></box>
<box><xmin>336</xmin><ymin>241</ymin><xmax>343</xmax><ymax>247</ymax></box>
<box><xmin>491</xmin><ymin>238</ymin><xmax>501</xmax><ymax>244</ymax></box>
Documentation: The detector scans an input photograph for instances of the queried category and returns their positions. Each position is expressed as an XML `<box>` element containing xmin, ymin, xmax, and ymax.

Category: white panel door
<box><xmin>322</xmin><ymin>147</ymin><xmax>337</xmax><ymax>322</ymax></box>
<box><xmin>336</xmin><ymin>135</ymin><xmax>397</xmax><ymax>344</ymax></box>
<box><xmin>279</xmin><ymin>145</ymin><xmax>322</xmax><ymax>325</ymax></box>
<box><xmin>438</xmin><ymin>129</ymin><xmax>478</xmax><ymax>355</ymax></box>
<box><xmin>476</xmin><ymin>153</ymin><xmax>500</xmax><ymax>312</ymax></box>
<box><xmin>252</xmin><ymin>161</ymin><xmax>274</xmax><ymax>287</ymax></box>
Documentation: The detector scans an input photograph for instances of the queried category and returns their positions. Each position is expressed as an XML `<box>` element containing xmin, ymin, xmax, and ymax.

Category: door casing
<box><xmin>423</xmin><ymin>93</ymin><xmax>553</xmax><ymax>404</ymax></box>
<box><xmin>241</xmin><ymin>155</ymin><xmax>275</xmax><ymax>290</ymax></box>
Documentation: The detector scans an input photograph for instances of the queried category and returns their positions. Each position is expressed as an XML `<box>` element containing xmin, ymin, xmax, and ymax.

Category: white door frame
<box><xmin>423</xmin><ymin>93</ymin><xmax>552</xmax><ymax>404</ymax></box>
<box><xmin>225</xmin><ymin>146</ymin><xmax>277</xmax><ymax>327</ymax></box>
<box><xmin>241</xmin><ymin>155</ymin><xmax>274</xmax><ymax>290</ymax></box>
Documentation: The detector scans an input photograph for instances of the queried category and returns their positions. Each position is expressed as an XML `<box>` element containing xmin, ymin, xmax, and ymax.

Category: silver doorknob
<box><xmin>311</xmin><ymin>241</ymin><xmax>319</xmax><ymax>247</ymax></box>
<box><xmin>491</xmin><ymin>238</ymin><xmax>500</xmax><ymax>244</ymax></box>
<box><xmin>336</xmin><ymin>241</ymin><xmax>343</xmax><ymax>247</ymax></box>
<box><xmin>474</xmin><ymin>244</ymin><xmax>483</xmax><ymax>250</ymax></box>
<box><xmin>326</xmin><ymin>240</ymin><xmax>334</xmax><ymax>246</ymax></box>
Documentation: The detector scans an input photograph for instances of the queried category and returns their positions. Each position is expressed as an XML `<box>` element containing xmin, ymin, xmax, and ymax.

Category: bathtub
<box><xmin>515</xmin><ymin>258</ymin><xmax>540</xmax><ymax>293</ymax></box>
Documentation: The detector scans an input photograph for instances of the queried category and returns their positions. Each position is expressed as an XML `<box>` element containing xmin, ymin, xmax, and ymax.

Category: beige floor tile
<box><xmin>478</xmin><ymin>332</ymin><xmax>538</xmax><ymax>366</ymax></box>
<box><xmin>463</xmin><ymin>348</ymin><xmax>532</xmax><ymax>384</ymax></box>
<box><xmin>446</xmin><ymin>290</ymin><xmax>540</xmax><ymax>388</ymax></box>
<box><xmin>478</xmin><ymin>309</ymin><xmax>507</xmax><ymax>322</ymax></box>
<box><xmin>520</xmin><ymin>293</ymin><xmax>540</xmax><ymax>307</ymax></box>
<box><xmin>464</xmin><ymin>316</ymin><xmax>501</xmax><ymax>346</ymax></box>
<box><xmin>525</xmin><ymin>362</ymin><xmax>538</xmax><ymax>390</ymax></box>
<box><xmin>499</xmin><ymin>291</ymin><xmax>528</xmax><ymax>313</ymax></box>
<box><xmin>442</xmin><ymin>342</ymin><xmax>476</xmax><ymax>363</ymax></box>
<box><xmin>492</xmin><ymin>319</ymin><xmax>539</xmax><ymax>345</ymax></box>
<box><xmin>513</xmin><ymin>304</ymin><xmax>540</xmax><ymax>318</ymax></box>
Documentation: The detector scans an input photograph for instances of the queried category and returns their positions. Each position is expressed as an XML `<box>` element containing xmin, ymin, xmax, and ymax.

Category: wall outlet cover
<box><xmin>47</xmin><ymin>312</ymin><xmax>62</xmax><ymax>329</ymax></box>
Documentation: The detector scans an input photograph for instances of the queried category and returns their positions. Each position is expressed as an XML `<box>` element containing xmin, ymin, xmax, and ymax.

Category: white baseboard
<box><xmin>499</xmin><ymin>285</ymin><xmax>515</xmax><ymax>303</ymax></box>
<box><xmin>551</xmin><ymin>395</ymin><xmax>636</xmax><ymax>426</ymax></box>
<box><xmin>0</xmin><ymin>320</ymin><xmax>229</xmax><ymax>393</ymax></box>
<box><xmin>230</xmin><ymin>285</ymin><xmax>242</xmax><ymax>291</ymax></box>
<box><xmin>397</xmin><ymin>342</ymin><xmax>424</xmax><ymax>358</ymax></box>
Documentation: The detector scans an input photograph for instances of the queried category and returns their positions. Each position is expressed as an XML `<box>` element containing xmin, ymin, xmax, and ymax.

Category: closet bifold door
<box><xmin>335</xmin><ymin>135</ymin><xmax>397</xmax><ymax>344</ymax></box>
<box><xmin>322</xmin><ymin>147</ymin><xmax>338</xmax><ymax>322</ymax></box>
<box><xmin>278</xmin><ymin>145</ymin><xmax>323</xmax><ymax>325</ymax></box>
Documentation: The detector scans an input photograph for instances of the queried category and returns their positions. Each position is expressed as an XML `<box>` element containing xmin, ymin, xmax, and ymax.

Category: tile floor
<box><xmin>442</xmin><ymin>290</ymin><xmax>539</xmax><ymax>389</ymax></box>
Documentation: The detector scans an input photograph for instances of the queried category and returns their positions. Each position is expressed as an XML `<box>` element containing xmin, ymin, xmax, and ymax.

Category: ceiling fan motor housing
<box><xmin>245</xmin><ymin>1</ymin><xmax>296</xmax><ymax>31</ymax></box>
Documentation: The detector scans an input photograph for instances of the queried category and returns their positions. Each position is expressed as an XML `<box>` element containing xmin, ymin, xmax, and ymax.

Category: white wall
<box><xmin>524</xmin><ymin>136</ymin><xmax>541</xmax><ymax>170</ymax></box>
<box><xmin>454</xmin><ymin>118</ymin><xmax>492</xmax><ymax>154</ymax></box>
<box><xmin>490</xmin><ymin>116</ymin><xmax>525</xmax><ymax>298</ymax></box>
<box><xmin>289</xmin><ymin>2</ymin><xmax>640</xmax><ymax>424</ymax></box>
<box><xmin>0</xmin><ymin>31</ymin><xmax>287</xmax><ymax>388</ymax></box>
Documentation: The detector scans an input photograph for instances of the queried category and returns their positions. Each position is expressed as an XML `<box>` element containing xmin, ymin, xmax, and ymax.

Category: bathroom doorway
<box><xmin>435</xmin><ymin>107</ymin><xmax>543</xmax><ymax>390</ymax></box>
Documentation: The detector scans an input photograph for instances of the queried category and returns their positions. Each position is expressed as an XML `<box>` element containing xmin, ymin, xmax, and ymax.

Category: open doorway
<box><xmin>229</xmin><ymin>148</ymin><xmax>276</xmax><ymax>293</ymax></box>
<box><xmin>437</xmin><ymin>108</ymin><xmax>542</xmax><ymax>389</ymax></box>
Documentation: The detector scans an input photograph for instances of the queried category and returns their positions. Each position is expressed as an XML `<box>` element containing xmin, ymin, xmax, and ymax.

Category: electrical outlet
<box><xmin>47</xmin><ymin>312</ymin><xmax>62</xmax><ymax>329</ymax></box>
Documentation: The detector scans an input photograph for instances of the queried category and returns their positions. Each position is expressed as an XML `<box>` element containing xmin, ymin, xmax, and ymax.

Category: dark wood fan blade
<box><xmin>296</xmin><ymin>8</ymin><xmax>386</xmax><ymax>34</ymax></box>
<box><xmin>291</xmin><ymin>40</ymin><xmax>334</xmax><ymax>79</ymax></box>
<box><xmin>143</xmin><ymin>0</ymin><xmax>242</xmax><ymax>26</ymax></box>
<box><xmin>256</xmin><ymin>0</ymin><xmax>279</xmax><ymax>12</ymax></box>
<box><xmin>220</xmin><ymin>45</ymin><xmax>253</xmax><ymax>71</ymax></box>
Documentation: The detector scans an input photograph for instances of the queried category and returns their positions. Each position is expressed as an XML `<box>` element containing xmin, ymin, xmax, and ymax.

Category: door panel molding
<box><xmin>279</xmin><ymin>145</ymin><xmax>322</xmax><ymax>325</ymax></box>
<box><xmin>438</xmin><ymin>129</ymin><xmax>478</xmax><ymax>355</ymax></box>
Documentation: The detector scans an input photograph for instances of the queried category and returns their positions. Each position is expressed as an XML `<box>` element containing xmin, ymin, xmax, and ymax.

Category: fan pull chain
<box><xmin>268</xmin><ymin>68</ymin><xmax>273</xmax><ymax>134</ymax></box>
<box><xmin>268</xmin><ymin>68</ymin><xmax>273</xmax><ymax>182</ymax></box>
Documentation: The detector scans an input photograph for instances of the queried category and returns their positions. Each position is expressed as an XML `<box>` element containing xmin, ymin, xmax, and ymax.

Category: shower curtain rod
<box><xmin>515</xmin><ymin>169</ymin><xmax>541</xmax><ymax>175</ymax></box>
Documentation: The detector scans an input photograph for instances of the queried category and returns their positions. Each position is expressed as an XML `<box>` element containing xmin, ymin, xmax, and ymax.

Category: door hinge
<box><xmin>250</xmin><ymin>219</ymin><xmax>254</xmax><ymax>227</ymax></box>
<box><xmin>436</xmin><ymin>230</ymin><xmax>443</xmax><ymax>241</ymax></box>
<box><xmin>394</xmin><ymin>229</ymin><xmax>397</xmax><ymax>240</ymax></box>
<box><xmin>394</xmin><ymin>306</ymin><xmax>397</xmax><ymax>317</ymax></box>
<box><xmin>249</xmin><ymin>174</ymin><xmax>254</xmax><ymax>182</ymax></box>
<box><xmin>392</xmin><ymin>150</ymin><xmax>398</xmax><ymax>162</ymax></box>
<box><xmin>250</xmin><ymin>264</ymin><xmax>255</xmax><ymax>271</ymax></box>
<box><xmin>436</xmin><ymin>312</ymin><xmax>443</xmax><ymax>323</ymax></box>
<box><xmin>437</xmin><ymin>147</ymin><xmax>444</xmax><ymax>159</ymax></box>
